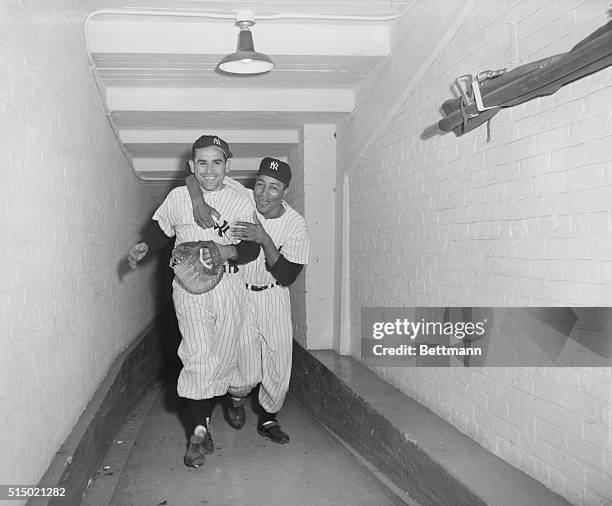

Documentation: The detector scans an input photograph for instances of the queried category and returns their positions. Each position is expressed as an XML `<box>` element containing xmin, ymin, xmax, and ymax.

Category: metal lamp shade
<box><xmin>217</xmin><ymin>29</ymin><xmax>274</xmax><ymax>75</ymax></box>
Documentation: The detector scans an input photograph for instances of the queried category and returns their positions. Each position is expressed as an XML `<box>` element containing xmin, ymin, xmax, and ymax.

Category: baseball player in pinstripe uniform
<box><xmin>186</xmin><ymin>157</ymin><xmax>309</xmax><ymax>444</ymax></box>
<box><xmin>129</xmin><ymin>135</ymin><xmax>260</xmax><ymax>468</ymax></box>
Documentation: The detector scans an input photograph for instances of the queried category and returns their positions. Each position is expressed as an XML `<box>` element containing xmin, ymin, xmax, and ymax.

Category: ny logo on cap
<box><xmin>269</xmin><ymin>161</ymin><xmax>279</xmax><ymax>170</ymax></box>
<box><xmin>213</xmin><ymin>137</ymin><xmax>221</xmax><ymax>145</ymax></box>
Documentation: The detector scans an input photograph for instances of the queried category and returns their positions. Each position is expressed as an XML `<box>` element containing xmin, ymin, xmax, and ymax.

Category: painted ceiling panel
<box><xmin>92</xmin><ymin>54</ymin><xmax>380</xmax><ymax>88</ymax></box>
<box><xmin>83</xmin><ymin>0</ymin><xmax>408</xmax><ymax>182</ymax></box>
<box><xmin>124</xmin><ymin>142</ymin><xmax>294</xmax><ymax>158</ymax></box>
<box><xmin>83</xmin><ymin>0</ymin><xmax>410</xmax><ymax>16</ymax></box>
<box><xmin>110</xmin><ymin>111</ymin><xmax>347</xmax><ymax>129</ymax></box>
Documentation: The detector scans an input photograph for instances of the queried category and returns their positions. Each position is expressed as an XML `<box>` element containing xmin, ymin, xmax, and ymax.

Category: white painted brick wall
<box><xmin>287</xmin><ymin>143</ymin><xmax>307</xmax><ymax>348</ymax></box>
<box><xmin>0</xmin><ymin>1</ymin><xmax>159</xmax><ymax>500</ymax></box>
<box><xmin>303</xmin><ymin>125</ymin><xmax>336</xmax><ymax>349</ymax></box>
<box><xmin>338</xmin><ymin>0</ymin><xmax>612</xmax><ymax>503</ymax></box>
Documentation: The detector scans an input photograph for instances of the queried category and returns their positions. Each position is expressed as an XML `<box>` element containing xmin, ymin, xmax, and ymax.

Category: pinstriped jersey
<box><xmin>153</xmin><ymin>184</ymin><xmax>254</xmax><ymax>245</ymax></box>
<box><xmin>241</xmin><ymin>189</ymin><xmax>310</xmax><ymax>285</ymax></box>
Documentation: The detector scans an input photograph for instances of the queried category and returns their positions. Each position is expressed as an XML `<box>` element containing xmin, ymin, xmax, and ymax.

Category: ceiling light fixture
<box><xmin>216</xmin><ymin>11</ymin><xmax>274</xmax><ymax>75</ymax></box>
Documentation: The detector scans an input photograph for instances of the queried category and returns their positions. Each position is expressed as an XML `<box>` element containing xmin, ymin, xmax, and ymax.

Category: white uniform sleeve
<box><xmin>280</xmin><ymin>218</ymin><xmax>309</xmax><ymax>265</ymax></box>
<box><xmin>224</xmin><ymin>176</ymin><xmax>249</xmax><ymax>195</ymax></box>
<box><xmin>152</xmin><ymin>193</ymin><xmax>176</xmax><ymax>237</ymax></box>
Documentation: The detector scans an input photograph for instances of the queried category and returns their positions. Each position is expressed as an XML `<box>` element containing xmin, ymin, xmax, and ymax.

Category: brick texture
<box><xmin>337</xmin><ymin>0</ymin><xmax>612</xmax><ymax>503</ymax></box>
<box><xmin>287</xmin><ymin>141</ymin><xmax>307</xmax><ymax>348</ymax></box>
<box><xmin>302</xmin><ymin>125</ymin><xmax>337</xmax><ymax>349</ymax></box>
<box><xmin>0</xmin><ymin>1</ymin><xmax>160</xmax><ymax>499</ymax></box>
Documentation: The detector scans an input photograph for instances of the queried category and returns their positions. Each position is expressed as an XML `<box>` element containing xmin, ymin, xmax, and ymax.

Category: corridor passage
<box><xmin>81</xmin><ymin>379</ymin><xmax>415</xmax><ymax>506</ymax></box>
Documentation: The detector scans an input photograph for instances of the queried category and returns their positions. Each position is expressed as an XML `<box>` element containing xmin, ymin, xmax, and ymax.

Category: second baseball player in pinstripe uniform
<box><xmin>186</xmin><ymin>157</ymin><xmax>309</xmax><ymax>443</ymax></box>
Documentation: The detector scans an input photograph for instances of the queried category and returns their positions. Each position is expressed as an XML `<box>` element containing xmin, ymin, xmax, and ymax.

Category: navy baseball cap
<box><xmin>257</xmin><ymin>157</ymin><xmax>291</xmax><ymax>186</ymax></box>
<box><xmin>191</xmin><ymin>135</ymin><xmax>233</xmax><ymax>159</ymax></box>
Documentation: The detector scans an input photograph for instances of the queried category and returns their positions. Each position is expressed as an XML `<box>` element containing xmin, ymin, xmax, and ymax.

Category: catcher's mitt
<box><xmin>170</xmin><ymin>241</ymin><xmax>224</xmax><ymax>294</ymax></box>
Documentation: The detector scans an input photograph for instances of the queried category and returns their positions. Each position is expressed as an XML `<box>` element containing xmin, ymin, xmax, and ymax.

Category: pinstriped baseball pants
<box><xmin>231</xmin><ymin>286</ymin><xmax>293</xmax><ymax>414</ymax></box>
<box><xmin>257</xmin><ymin>286</ymin><xmax>293</xmax><ymax>413</ymax></box>
<box><xmin>172</xmin><ymin>273</ymin><xmax>249</xmax><ymax>400</ymax></box>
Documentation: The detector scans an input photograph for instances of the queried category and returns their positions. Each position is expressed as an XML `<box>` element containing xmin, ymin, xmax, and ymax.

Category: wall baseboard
<box><xmin>290</xmin><ymin>342</ymin><xmax>570</xmax><ymax>506</ymax></box>
<box><xmin>31</xmin><ymin>311</ymin><xmax>177</xmax><ymax>506</ymax></box>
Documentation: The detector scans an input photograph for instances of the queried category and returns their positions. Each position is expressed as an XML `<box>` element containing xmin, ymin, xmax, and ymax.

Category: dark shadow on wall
<box><xmin>115</xmin><ymin>176</ymin><xmax>185</xmax><ymax>377</ymax></box>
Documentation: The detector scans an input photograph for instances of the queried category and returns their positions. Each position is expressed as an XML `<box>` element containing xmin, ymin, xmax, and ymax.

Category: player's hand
<box><xmin>193</xmin><ymin>199</ymin><xmax>220</xmax><ymax>229</ymax></box>
<box><xmin>232</xmin><ymin>212</ymin><xmax>268</xmax><ymax>244</ymax></box>
<box><xmin>128</xmin><ymin>242</ymin><xmax>149</xmax><ymax>269</ymax></box>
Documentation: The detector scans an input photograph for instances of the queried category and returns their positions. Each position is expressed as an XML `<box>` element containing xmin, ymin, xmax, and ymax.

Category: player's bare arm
<box><xmin>185</xmin><ymin>172</ymin><xmax>220</xmax><ymax>229</ymax></box>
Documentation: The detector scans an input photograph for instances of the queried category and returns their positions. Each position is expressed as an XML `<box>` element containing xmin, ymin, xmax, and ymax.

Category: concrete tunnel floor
<box><xmin>82</xmin><ymin>376</ymin><xmax>417</xmax><ymax>506</ymax></box>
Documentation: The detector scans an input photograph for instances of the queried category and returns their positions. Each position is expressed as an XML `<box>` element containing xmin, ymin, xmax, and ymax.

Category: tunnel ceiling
<box><xmin>84</xmin><ymin>0</ymin><xmax>411</xmax><ymax>198</ymax></box>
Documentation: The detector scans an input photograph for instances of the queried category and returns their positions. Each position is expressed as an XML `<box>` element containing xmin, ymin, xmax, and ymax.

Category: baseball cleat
<box><xmin>202</xmin><ymin>428</ymin><xmax>214</xmax><ymax>454</ymax></box>
<box><xmin>257</xmin><ymin>421</ymin><xmax>290</xmax><ymax>444</ymax></box>
<box><xmin>184</xmin><ymin>433</ymin><xmax>207</xmax><ymax>468</ymax></box>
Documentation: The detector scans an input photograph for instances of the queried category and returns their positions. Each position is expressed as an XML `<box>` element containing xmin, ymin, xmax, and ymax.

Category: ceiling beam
<box><xmin>133</xmin><ymin>157</ymin><xmax>280</xmax><ymax>174</ymax></box>
<box><xmin>118</xmin><ymin>128</ymin><xmax>299</xmax><ymax>144</ymax></box>
<box><xmin>109</xmin><ymin>111</ymin><xmax>348</xmax><ymax>129</ymax></box>
<box><xmin>88</xmin><ymin>19</ymin><xmax>390</xmax><ymax>57</ymax></box>
<box><xmin>137</xmin><ymin>170</ymin><xmax>259</xmax><ymax>182</ymax></box>
<box><xmin>124</xmin><ymin>143</ymin><xmax>294</xmax><ymax>159</ymax></box>
<box><xmin>106</xmin><ymin>87</ymin><xmax>354</xmax><ymax>112</ymax></box>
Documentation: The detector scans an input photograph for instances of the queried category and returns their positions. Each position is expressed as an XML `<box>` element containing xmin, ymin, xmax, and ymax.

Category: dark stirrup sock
<box><xmin>184</xmin><ymin>398</ymin><xmax>213</xmax><ymax>434</ymax></box>
<box><xmin>259</xmin><ymin>408</ymin><xmax>277</xmax><ymax>424</ymax></box>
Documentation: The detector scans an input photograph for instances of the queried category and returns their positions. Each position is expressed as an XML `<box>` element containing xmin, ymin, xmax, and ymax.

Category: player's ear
<box><xmin>225</xmin><ymin>158</ymin><xmax>231</xmax><ymax>171</ymax></box>
<box><xmin>188</xmin><ymin>160</ymin><xmax>195</xmax><ymax>173</ymax></box>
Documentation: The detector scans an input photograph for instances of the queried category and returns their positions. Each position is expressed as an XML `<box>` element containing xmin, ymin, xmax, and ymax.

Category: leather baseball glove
<box><xmin>169</xmin><ymin>241</ymin><xmax>224</xmax><ymax>294</ymax></box>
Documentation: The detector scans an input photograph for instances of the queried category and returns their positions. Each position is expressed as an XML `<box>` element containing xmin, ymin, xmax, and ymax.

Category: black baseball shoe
<box><xmin>184</xmin><ymin>433</ymin><xmax>207</xmax><ymax>468</ymax></box>
<box><xmin>202</xmin><ymin>427</ymin><xmax>214</xmax><ymax>454</ymax></box>
<box><xmin>184</xmin><ymin>424</ymin><xmax>214</xmax><ymax>468</ymax></box>
<box><xmin>227</xmin><ymin>397</ymin><xmax>246</xmax><ymax>430</ymax></box>
<box><xmin>257</xmin><ymin>420</ymin><xmax>290</xmax><ymax>444</ymax></box>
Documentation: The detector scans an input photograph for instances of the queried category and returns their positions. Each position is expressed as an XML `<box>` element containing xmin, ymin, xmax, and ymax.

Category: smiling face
<box><xmin>189</xmin><ymin>146</ymin><xmax>229</xmax><ymax>192</ymax></box>
<box><xmin>253</xmin><ymin>175</ymin><xmax>287</xmax><ymax>218</ymax></box>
